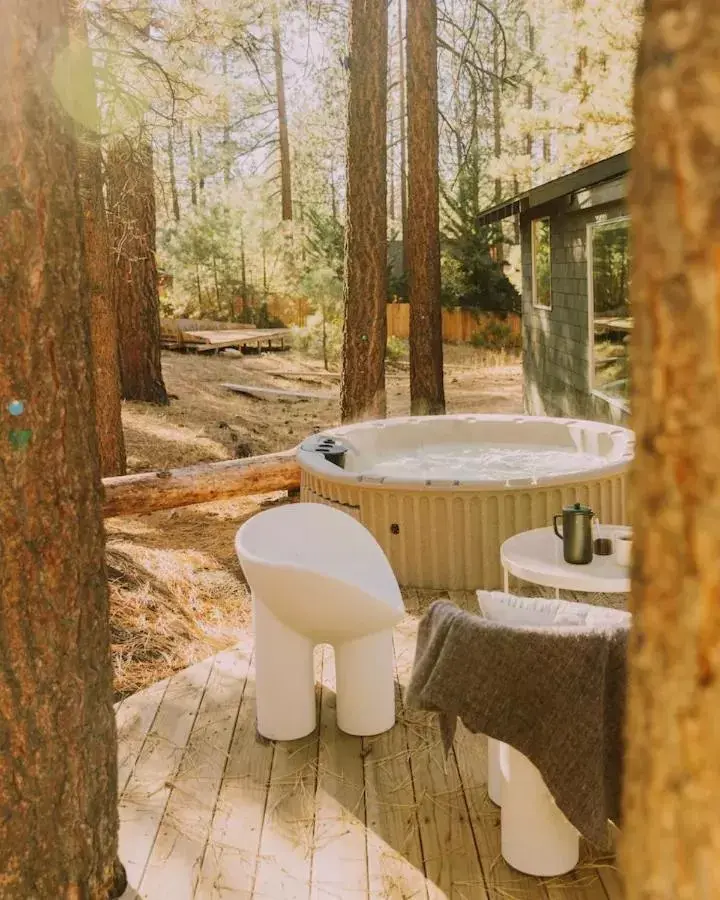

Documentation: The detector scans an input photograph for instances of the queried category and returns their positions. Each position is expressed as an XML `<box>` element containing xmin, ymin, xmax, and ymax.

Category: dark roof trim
<box><xmin>476</xmin><ymin>149</ymin><xmax>631</xmax><ymax>227</ymax></box>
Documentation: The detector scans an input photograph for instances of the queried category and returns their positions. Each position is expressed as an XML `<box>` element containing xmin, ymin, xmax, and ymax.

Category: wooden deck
<box><xmin>117</xmin><ymin>589</ymin><xmax>624</xmax><ymax>900</ymax></box>
<box><xmin>161</xmin><ymin>327</ymin><xmax>292</xmax><ymax>353</ymax></box>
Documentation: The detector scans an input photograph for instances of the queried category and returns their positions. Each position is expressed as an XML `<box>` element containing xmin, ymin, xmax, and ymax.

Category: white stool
<box><xmin>499</xmin><ymin>743</ymin><xmax>579</xmax><ymax>876</ymax></box>
<box><xmin>236</xmin><ymin>503</ymin><xmax>405</xmax><ymax>740</ymax></box>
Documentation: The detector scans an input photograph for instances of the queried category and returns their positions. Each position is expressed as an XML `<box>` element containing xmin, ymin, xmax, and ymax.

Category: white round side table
<box><xmin>500</xmin><ymin>525</ymin><xmax>631</xmax><ymax>597</ymax></box>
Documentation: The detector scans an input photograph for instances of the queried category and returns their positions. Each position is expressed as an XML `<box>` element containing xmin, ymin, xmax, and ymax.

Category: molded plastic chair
<box><xmin>499</xmin><ymin>742</ymin><xmax>579</xmax><ymax>876</ymax></box>
<box><xmin>235</xmin><ymin>503</ymin><xmax>405</xmax><ymax>740</ymax></box>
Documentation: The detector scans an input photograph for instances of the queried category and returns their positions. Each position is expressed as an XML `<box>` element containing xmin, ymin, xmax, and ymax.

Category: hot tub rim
<box><xmin>297</xmin><ymin>413</ymin><xmax>634</xmax><ymax>493</ymax></box>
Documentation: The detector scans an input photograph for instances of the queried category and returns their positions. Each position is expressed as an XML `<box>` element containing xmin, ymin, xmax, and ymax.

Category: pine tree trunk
<box><xmin>107</xmin><ymin>137</ymin><xmax>168</xmax><ymax>405</ymax></box>
<box><xmin>622</xmin><ymin>5</ymin><xmax>720</xmax><ymax>897</ymax></box>
<box><xmin>240</xmin><ymin>229</ymin><xmax>248</xmax><ymax>317</ymax></box>
<box><xmin>221</xmin><ymin>51</ymin><xmax>233</xmax><ymax>188</ymax></box>
<box><xmin>389</xmin><ymin>112</ymin><xmax>396</xmax><ymax>222</ymax></box>
<box><xmin>407</xmin><ymin>0</ymin><xmax>445</xmax><ymax>415</ymax></box>
<box><xmin>340</xmin><ymin>0</ymin><xmax>388</xmax><ymax>422</ymax></box>
<box><xmin>167</xmin><ymin>127</ymin><xmax>181</xmax><ymax>221</ymax></box>
<box><xmin>398</xmin><ymin>0</ymin><xmax>408</xmax><ymax>277</ymax></box>
<box><xmin>492</xmin><ymin>0</ymin><xmax>502</xmax><ymax>203</ymax></box>
<box><xmin>188</xmin><ymin>128</ymin><xmax>198</xmax><ymax>207</ymax></box>
<box><xmin>273</xmin><ymin>12</ymin><xmax>293</xmax><ymax>222</ymax></box>
<box><xmin>197</xmin><ymin>128</ymin><xmax>205</xmax><ymax>196</ymax></box>
<box><xmin>72</xmin><ymin>5</ymin><xmax>126</xmax><ymax>477</ymax></box>
<box><xmin>0</xmin><ymin>2</ymin><xmax>123</xmax><ymax>896</ymax></box>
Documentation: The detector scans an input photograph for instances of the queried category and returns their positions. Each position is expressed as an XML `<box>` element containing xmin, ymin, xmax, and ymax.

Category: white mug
<box><xmin>615</xmin><ymin>533</ymin><xmax>632</xmax><ymax>567</ymax></box>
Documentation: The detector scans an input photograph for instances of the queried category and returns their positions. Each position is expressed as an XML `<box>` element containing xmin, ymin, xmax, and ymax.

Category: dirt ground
<box><xmin>110</xmin><ymin>344</ymin><xmax>523</xmax><ymax>697</ymax></box>
<box><xmin>122</xmin><ymin>344</ymin><xmax>522</xmax><ymax>471</ymax></box>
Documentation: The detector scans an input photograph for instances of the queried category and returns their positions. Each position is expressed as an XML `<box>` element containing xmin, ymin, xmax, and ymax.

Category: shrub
<box><xmin>470</xmin><ymin>319</ymin><xmax>522</xmax><ymax>352</ymax></box>
<box><xmin>386</xmin><ymin>335</ymin><xmax>407</xmax><ymax>363</ymax></box>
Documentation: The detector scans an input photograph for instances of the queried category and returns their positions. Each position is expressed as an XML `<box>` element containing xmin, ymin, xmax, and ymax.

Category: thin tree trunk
<box><xmin>622</xmin><ymin>5</ymin><xmax>720</xmax><ymax>897</ymax></box>
<box><xmin>492</xmin><ymin>0</ymin><xmax>502</xmax><ymax>203</ymax></box>
<box><xmin>240</xmin><ymin>229</ymin><xmax>248</xmax><ymax>317</ymax></box>
<box><xmin>197</xmin><ymin>128</ymin><xmax>205</xmax><ymax>197</ymax></box>
<box><xmin>389</xmin><ymin>112</ymin><xmax>396</xmax><ymax>221</ymax></box>
<box><xmin>195</xmin><ymin>264</ymin><xmax>203</xmax><ymax>310</ymax></box>
<box><xmin>322</xmin><ymin>303</ymin><xmax>328</xmax><ymax>371</ymax></box>
<box><xmin>273</xmin><ymin>11</ymin><xmax>293</xmax><ymax>222</ymax></box>
<box><xmin>469</xmin><ymin>78</ymin><xmax>480</xmax><ymax>216</ymax></box>
<box><xmin>407</xmin><ymin>0</ymin><xmax>445</xmax><ymax>415</ymax></box>
<box><xmin>340</xmin><ymin>0</ymin><xmax>388</xmax><ymax>422</ymax></box>
<box><xmin>0</xmin><ymin>1</ymin><xmax>123</xmax><ymax>895</ymax></box>
<box><xmin>398</xmin><ymin>0</ymin><xmax>408</xmax><ymax>277</ymax></box>
<box><xmin>72</xmin><ymin>5</ymin><xmax>126</xmax><ymax>477</ymax></box>
<box><xmin>222</xmin><ymin>50</ymin><xmax>233</xmax><ymax>187</ymax></box>
<box><xmin>188</xmin><ymin>128</ymin><xmax>198</xmax><ymax>206</ymax></box>
<box><xmin>212</xmin><ymin>254</ymin><xmax>222</xmax><ymax>315</ymax></box>
<box><xmin>107</xmin><ymin>136</ymin><xmax>168</xmax><ymax>405</ymax></box>
<box><xmin>330</xmin><ymin>161</ymin><xmax>338</xmax><ymax>222</ymax></box>
<box><xmin>167</xmin><ymin>126</ymin><xmax>181</xmax><ymax>221</ymax></box>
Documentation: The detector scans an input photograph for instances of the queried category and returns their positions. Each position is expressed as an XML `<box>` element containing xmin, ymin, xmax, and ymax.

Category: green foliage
<box><xmin>441</xmin><ymin>182</ymin><xmax>521</xmax><ymax>314</ymax></box>
<box><xmin>304</xmin><ymin>209</ymin><xmax>344</xmax><ymax>279</ymax></box>
<box><xmin>386</xmin><ymin>335</ymin><xmax>407</xmax><ymax>362</ymax></box>
<box><xmin>532</xmin><ymin>218</ymin><xmax>551</xmax><ymax>308</ymax></box>
<box><xmin>159</xmin><ymin>204</ymin><xmax>244</xmax><ymax>319</ymax></box>
<box><xmin>470</xmin><ymin>319</ymin><xmax>522</xmax><ymax>351</ymax></box>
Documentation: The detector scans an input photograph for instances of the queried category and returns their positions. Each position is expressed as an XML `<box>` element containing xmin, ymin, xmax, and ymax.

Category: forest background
<box><xmin>90</xmin><ymin>0</ymin><xmax>641</xmax><ymax>331</ymax></box>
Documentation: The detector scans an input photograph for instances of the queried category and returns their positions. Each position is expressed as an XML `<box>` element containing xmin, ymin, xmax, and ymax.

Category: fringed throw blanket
<box><xmin>406</xmin><ymin>600</ymin><xmax>629</xmax><ymax>847</ymax></box>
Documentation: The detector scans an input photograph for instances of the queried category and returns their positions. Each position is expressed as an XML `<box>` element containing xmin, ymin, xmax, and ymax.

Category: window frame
<box><xmin>586</xmin><ymin>215</ymin><xmax>631</xmax><ymax>412</ymax></box>
<box><xmin>531</xmin><ymin>216</ymin><xmax>552</xmax><ymax>310</ymax></box>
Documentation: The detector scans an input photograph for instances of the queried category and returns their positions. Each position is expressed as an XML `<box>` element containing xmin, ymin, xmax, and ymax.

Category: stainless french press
<box><xmin>553</xmin><ymin>502</ymin><xmax>594</xmax><ymax>564</ymax></box>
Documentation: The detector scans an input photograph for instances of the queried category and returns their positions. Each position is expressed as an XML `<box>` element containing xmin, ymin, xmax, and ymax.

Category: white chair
<box><xmin>487</xmin><ymin>737</ymin><xmax>505</xmax><ymax>806</ymax></box>
<box><xmin>235</xmin><ymin>503</ymin><xmax>405</xmax><ymax>741</ymax></box>
<box><xmin>476</xmin><ymin>590</ymin><xmax>623</xmax><ymax>875</ymax></box>
<box><xmin>499</xmin><ymin>743</ymin><xmax>579</xmax><ymax>877</ymax></box>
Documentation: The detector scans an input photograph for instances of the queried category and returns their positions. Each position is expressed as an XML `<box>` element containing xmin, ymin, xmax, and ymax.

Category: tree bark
<box><xmin>492</xmin><ymin>0</ymin><xmax>502</xmax><ymax>204</ymax></box>
<box><xmin>188</xmin><ymin>128</ymin><xmax>198</xmax><ymax>207</ymax></box>
<box><xmin>622</xmin><ymin>5</ymin><xmax>720</xmax><ymax>898</ymax></box>
<box><xmin>340</xmin><ymin>0</ymin><xmax>388</xmax><ymax>422</ymax></box>
<box><xmin>103</xmin><ymin>450</ymin><xmax>299</xmax><ymax>517</ymax></box>
<box><xmin>221</xmin><ymin>50</ymin><xmax>233</xmax><ymax>188</ymax></box>
<box><xmin>106</xmin><ymin>136</ymin><xmax>168</xmax><ymax>405</ymax></box>
<box><xmin>167</xmin><ymin>127</ymin><xmax>181</xmax><ymax>221</ymax></box>
<box><xmin>398</xmin><ymin>0</ymin><xmax>408</xmax><ymax>277</ymax></box>
<box><xmin>197</xmin><ymin>128</ymin><xmax>205</xmax><ymax>196</ymax></box>
<box><xmin>72</xmin><ymin>6</ymin><xmax>127</xmax><ymax>477</ymax></box>
<box><xmin>273</xmin><ymin>11</ymin><xmax>293</xmax><ymax>222</ymax></box>
<box><xmin>0</xmin><ymin>1</ymin><xmax>122</xmax><ymax>896</ymax></box>
<box><xmin>407</xmin><ymin>0</ymin><xmax>445</xmax><ymax>415</ymax></box>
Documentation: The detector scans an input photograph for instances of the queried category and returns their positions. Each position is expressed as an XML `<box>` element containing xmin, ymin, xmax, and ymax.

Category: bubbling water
<box><xmin>362</xmin><ymin>443</ymin><xmax>607</xmax><ymax>482</ymax></box>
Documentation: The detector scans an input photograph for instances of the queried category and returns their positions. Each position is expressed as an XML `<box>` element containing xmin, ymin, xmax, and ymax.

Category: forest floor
<box><xmin>109</xmin><ymin>343</ymin><xmax>523</xmax><ymax>697</ymax></box>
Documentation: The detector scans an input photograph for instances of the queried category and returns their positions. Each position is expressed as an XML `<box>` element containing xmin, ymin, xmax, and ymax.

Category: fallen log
<box><xmin>222</xmin><ymin>382</ymin><xmax>336</xmax><ymax>402</ymax></box>
<box><xmin>103</xmin><ymin>449</ymin><xmax>301</xmax><ymax>518</ymax></box>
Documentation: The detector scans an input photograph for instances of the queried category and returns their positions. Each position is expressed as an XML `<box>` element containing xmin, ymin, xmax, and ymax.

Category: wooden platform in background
<box><xmin>117</xmin><ymin>589</ymin><xmax>624</xmax><ymax>900</ymax></box>
<box><xmin>161</xmin><ymin>327</ymin><xmax>292</xmax><ymax>354</ymax></box>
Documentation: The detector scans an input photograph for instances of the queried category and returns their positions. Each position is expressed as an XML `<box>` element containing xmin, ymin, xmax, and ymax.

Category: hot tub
<box><xmin>297</xmin><ymin>414</ymin><xmax>634</xmax><ymax>591</ymax></box>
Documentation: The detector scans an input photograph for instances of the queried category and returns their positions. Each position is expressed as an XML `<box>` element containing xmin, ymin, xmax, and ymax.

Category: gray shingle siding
<box><xmin>521</xmin><ymin>197</ymin><xmax>629</xmax><ymax>426</ymax></box>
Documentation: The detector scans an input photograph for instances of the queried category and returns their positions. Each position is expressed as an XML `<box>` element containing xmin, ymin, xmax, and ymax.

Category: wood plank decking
<box><xmin>161</xmin><ymin>327</ymin><xmax>292</xmax><ymax>353</ymax></box>
<box><xmin>118</xmin><ymin>589</ymin><xmax>624</xmax><ymax>900</ymax></box>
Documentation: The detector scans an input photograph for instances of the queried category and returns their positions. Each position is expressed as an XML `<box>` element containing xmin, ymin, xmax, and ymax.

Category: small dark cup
<box><xmin>594</xmin><ymin>537</ymin><xmax>613</xmax><ymax>556</ymax></box>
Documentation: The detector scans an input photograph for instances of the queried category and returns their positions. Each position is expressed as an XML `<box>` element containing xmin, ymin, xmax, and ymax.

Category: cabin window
<box><xmin>531</xmin><ymin>217</ymin><xmax>552</xmax><ymax>309</ymax></box>
<box><xmin>588</xmin><ymin>217</ymin><xmax>631</xmax><ymax>408</ymax></box>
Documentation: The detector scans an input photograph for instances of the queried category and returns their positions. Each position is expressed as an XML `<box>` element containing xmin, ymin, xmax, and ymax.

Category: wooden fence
<box><xmin>386</xmin><ymin>303</ymin><xmax>521</xmax><ymax>343</ymax></box>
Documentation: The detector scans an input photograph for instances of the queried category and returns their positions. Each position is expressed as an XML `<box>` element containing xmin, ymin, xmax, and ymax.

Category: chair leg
<box><xmin>335</xmin><ymin>629</ymin><xmax>395</xmax><ymax>736</ymax></box>
<box><xmin>499</xmin><ymin>743</ymin><xmax>579</xmax><ymax>877</ymax></box>
<box><xmin>487</xmin><ymin>737</ymin><xmax>505</xmax><ymax>806</ymax></box>
<box><xmin>253</xmin><ymin>596</ymin><xmax>316</xmax><ymax>740</ymax></box>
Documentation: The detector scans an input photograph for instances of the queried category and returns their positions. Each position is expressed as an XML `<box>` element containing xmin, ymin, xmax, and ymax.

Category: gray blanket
<box><xmin>406</xmin><ymin>600</ymin><xmax>629</xmax><ymax>847</ymax></box>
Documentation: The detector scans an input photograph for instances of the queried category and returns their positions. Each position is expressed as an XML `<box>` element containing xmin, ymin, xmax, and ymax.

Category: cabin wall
<box><xmin>521</xmin><ymin>188</ymin><xmax>630</xmax><ymax>426</ymax></box>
